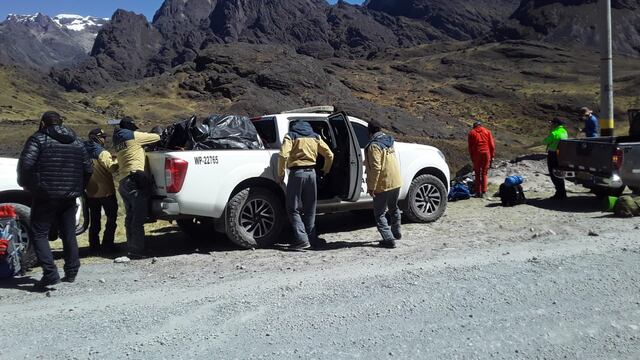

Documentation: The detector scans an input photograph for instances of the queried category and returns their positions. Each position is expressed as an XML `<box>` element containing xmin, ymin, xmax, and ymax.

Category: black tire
<box><xmin>3</xmin><ymin>203</ymin><xmax>38</xmax><ymax>271</ymax></box>
<box><xmin>402</xmin><ymin>174</ymin><xmax>448</xmax><ymax>223</ymax></box>
<box><xmin>226</xmin><ymin>188</ymin><xmax>285</xmax><ymax>249</ymax></box>
<box><xmin>591</xmin><ymin>185</ymin><xmax>625</xmax><ymax>198</ymax></box>
<box><xmin>177</xmin><ymin>217</ymin><xmax>217</xmax><ymax>241</ymax></box>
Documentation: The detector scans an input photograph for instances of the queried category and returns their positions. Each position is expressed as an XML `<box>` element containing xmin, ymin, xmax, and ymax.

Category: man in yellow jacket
<box><xmin>84</xmin><ymin>128</ymin><xmax>119</xmax><ymax>254</ymax></box>
<box><xmin>278</xmin><ymin>121</ymin><xmax>334</xmax><ymax>250</ymax></box>
<box><xmin>113</xmin><ymin>117</ymin><xmax>161</xmax><ymax>259</ymax></box>
<box><xmin>365</xmin><ymin>122</ymin><xmax>403</xmax><ymax>248</ymax></box>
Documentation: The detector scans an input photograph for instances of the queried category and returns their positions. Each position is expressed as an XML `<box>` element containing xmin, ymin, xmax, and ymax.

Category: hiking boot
<box><xmin>310</xmin><ymin>238</ymin><xmax>328</xmax><ymax>250</ymax></box>
<box><xmin>61</xmin><ymin>274</ymin><xmax>76</xmax><ymax>283</ymax></box>
<box><xmin>550</xmin><ymin>193</ymin><xmax>567</xmax><ymax>200</ymax></box>
<box><xmin>127</xmin><ymin>253</ymin><xmax>148</xmax><ymax>260</ymax></box>
<box><xmin>34</xmin><ymin>277</ymin><xmax>61</xmax><ymax>291</ymax></box>
<box><xmin>289</xmin><ymin>241</ymin><xmax>311</xmax><ymax>251</ymax></box>
<box><xmin>379</xmin><ymin>240</ymin><xmax>397</xmax><ymax>249</ymax></box>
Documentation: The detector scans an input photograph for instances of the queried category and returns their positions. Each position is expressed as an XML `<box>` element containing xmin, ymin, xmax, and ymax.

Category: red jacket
<box><xmin>468</xmin><ymin>126</ymin><xmax>496</xmax><ymax>159</ymax></box>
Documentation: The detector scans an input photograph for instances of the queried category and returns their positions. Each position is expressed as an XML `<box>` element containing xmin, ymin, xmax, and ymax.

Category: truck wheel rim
<box><xmin>415</xmin><ymin>184</ymin><xmax>441</xmax><ymax>215</ymax></box>
<box><xmin>240</xmin><ymin>199</ymin><xmax>275</xmax><ymax>238</ymax></box>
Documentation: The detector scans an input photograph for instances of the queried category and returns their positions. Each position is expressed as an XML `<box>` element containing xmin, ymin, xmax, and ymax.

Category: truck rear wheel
<box><xmin>226</xmin><ymin>188</ymin><xmax>285</xmax><ymax>249</ymax></box>
<box><xmin>402</xmin><ymin>175</ymin><xmax>447</xmax><ymax>223</ymax></box>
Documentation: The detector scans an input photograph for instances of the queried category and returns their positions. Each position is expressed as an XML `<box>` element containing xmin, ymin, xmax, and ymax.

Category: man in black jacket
<box><xmin>17</xmin><ymin>111</ymin><xmax>93</xmax><ymax>290</ymax></box>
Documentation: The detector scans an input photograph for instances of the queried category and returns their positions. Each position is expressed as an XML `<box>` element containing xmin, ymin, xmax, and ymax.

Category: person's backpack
<box><xmin>448</xmin><ymin>182</ymin><xmax>471</xmax><ymax>201</ymax></box>
<box><xmin>499</xmin><ymin>183</ymin><xmax>526</xmax><ymax>207</ymax></box>
<box><xmin>0</xmin><ymin>205</ymin><xmax>23</xmax><ymax>279</ymax></box>
<box><xmin>614</xmin><ymin>195</ymin><xmax>640</xmax><ymax>217</ymax></box>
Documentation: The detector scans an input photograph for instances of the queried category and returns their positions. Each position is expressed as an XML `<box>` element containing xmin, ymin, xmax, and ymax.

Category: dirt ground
<box><xmin>1</xmin><ymin>159</ymin><xmax>640</xmax><ymax>359</ymax></box>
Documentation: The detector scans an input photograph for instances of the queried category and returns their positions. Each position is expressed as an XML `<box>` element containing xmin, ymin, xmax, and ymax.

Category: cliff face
<box><xmin>501</xmin><ymin>0</ymin><xmax>640</xmax><ymax>54</ymax></box>
<box><xmin>54</xmin><ymin>0</ymin><xmax>526</xmax><ymax>91</ymax></box>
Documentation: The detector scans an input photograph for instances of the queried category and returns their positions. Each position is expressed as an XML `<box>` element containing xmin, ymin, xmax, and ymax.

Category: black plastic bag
<box><xmin>159</xmin><ymin>114</ymin><xmax>263</xmax><ymax>150</ymax></box>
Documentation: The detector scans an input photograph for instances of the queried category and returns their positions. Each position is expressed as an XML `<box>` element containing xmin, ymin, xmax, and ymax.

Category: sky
<box><xmin>0</xmin><ymin>0</ymin><xmax>364</xmax><ymax>21</ymax></box>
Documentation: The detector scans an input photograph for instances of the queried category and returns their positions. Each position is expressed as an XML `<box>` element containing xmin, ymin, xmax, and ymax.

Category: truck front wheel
<box><xmin>402</xmin><ymin>175</ymin><xmax>448</xmax><ymax>223</ymax></box>
<box><xmin>226</xmin><ymin>188</ymin><xmax>285</xmax><ymax>249</ymax></box>
<box><xmin>0</xmin><ymin>203</ymin><xmax>38</xmax><ymax>270</ymax></box>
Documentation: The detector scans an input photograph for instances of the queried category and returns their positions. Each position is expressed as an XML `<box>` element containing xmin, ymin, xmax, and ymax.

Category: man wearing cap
<box><xmin>579</xmin><ymin>107</ymin><xmax>600</xmax><ymax>138</ymax></box>
<box><xmin>467</xmin><ymin>121</ymin><xmax>496</xmax><ymax>198</ymax></box>
<box><xmin>17</xmin><ymin>111</ymin><xmax>93</xmax><ymax>290</ymax></box>
<box><xmin>113</xmin><ymin>116</ymin><xmax>160</xmax><ymax>258</ymax></box>
<box><xmin>84</xmin><ymin>128</ymin><xmax>119</xmax><ymax>254</ymax></box>
<box><xmin>543</xmin><ymin>117</ymin><xmax>569</xmax><ymax>200</ymax></box>
<box><xmin>278</xmin><ymin>121</ymin><xmax>334</xmax><ymax>250</ymax></box>
<box><xmin>365</xmin><ymin>121</ymin><xmax>403</xmax><ymax>249</ymax></box>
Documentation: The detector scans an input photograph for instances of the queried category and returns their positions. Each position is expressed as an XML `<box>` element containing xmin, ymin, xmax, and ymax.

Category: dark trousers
<box><xmin>286</xmin><ymin>168</ymin><xmax>317</xmax><ymax>245</ymax></box>
<box><xmin>547</xmin><ymin>151</ymin><xmax>566</xmax><ymax>196</ymax></box>
<box><xmin>373</xmin><ymin>188</ymin><xmax>401</xmax><ymax>241</ymax></box>
<box><xmin>118</xmin><ymin>176</ymin><xmax>149</xmax><ymax>255</ymax></box>
<box><xmin>31</xmin><ymin>198</ymin><xmax>80</xmax><ymax>281</ymax></box>
<box><xmin>87</xmin><ymin>195</ymin><xmax>118</xmax><ymax>250</ymax></box>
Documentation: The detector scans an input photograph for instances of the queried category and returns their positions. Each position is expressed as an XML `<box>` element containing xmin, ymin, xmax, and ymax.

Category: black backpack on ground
<box><xmin>499</xmin><ymin>184</ymin><xmax>526</xmax><ymax>207</ymax></box>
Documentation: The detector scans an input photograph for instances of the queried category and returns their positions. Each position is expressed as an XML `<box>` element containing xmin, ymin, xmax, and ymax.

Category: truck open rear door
<box><xmin>328</xmin><ymin>112</ymin><xmax>363</xmax><ymax>202</ymax></box>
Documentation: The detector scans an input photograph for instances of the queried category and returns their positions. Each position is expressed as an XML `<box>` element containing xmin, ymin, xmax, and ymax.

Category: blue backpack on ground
<box><xmin>499</xmin><ymin>176</ymin><xmax>526</xmax><ymax>207</ymax></box>
<box><xmin>448</xmin><ymin>182</ymin><xmax>471</xmax><ymax>201</ymax></box>
<box><xmin>504</xmin><ymin>175</ymin><xmax>524</xmax><ymax>187</ymax></box>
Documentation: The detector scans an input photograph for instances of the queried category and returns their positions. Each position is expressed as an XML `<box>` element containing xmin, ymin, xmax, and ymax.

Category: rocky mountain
<box><xmin>364</xmin><ymin>0</ymin><xmax>520</xmax><ymax>41</ymax></box>
<box><xmin>0</xmin><ymin>13</ymin><xmax>108</xmax><ymax>70</ymax></box>
<box><xmin>53</xmin><ymin>0</ymin><xmax>525</xmax><ymax>91</ymax></box>
<box><xmin>499</xmin><ymin>0</ymin><xmax>640</xmax><ymax>55</ymax></box>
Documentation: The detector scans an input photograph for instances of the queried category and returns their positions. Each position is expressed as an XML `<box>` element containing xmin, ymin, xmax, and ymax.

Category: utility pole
<box><xmin>600</xmin><ymin>0</ymin><xmax>614</xmax><ymax>136</ymax></box>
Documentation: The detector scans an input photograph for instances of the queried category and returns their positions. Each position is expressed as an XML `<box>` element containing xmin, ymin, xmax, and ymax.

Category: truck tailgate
<box><xmin>146</xmin><ymin>151</ymin><xmax>171</xmax><ymax>196</ymax></box>
<box><xmin>557</xmin><ymin>138</ymin><xmax>617</xmax><ymax>175</ymax></box>
<box><xmin>619</xmin><ymin>142</ymin><xmax>640</xmax><ymax>187</ymax></box>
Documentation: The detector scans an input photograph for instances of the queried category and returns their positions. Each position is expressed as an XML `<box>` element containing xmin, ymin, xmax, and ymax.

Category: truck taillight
<box><xmin>165</xmin><ymin>158</ymin><xmax>188</xmax><ymax>193</ymax></box>
<box><xmin>612</xmin><ymin>148</ymin><xmax>624</xmax><ymax>170</ymax></box>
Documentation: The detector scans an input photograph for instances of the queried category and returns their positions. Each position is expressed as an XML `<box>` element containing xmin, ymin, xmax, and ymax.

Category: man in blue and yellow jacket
<box><xmin>113</xmin><ymin>117</ymin><xmax>160</xmax><ymax>258</ymax></box>
<box><xmin>365</xmin><ymin>122</ymin><xmax>403</xmax><ymax>249</ymax></box>
<box><xmin>84</xmin><ymin>128</ymin><xmax>119</xmax><ymax>254</ymax></box>
<box><xmin>278</xmin><ymin>121</ymin><xmax>334</xmax><ymax>250</ymax></box>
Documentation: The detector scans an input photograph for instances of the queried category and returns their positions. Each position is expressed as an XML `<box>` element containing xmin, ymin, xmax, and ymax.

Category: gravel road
<box><xmin>2</xmin><ymin>186</ymin><xmax>640</xmax><ymax>359</ymax></box>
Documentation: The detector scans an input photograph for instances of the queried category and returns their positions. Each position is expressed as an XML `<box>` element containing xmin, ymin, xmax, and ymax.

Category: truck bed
<box><xmin>557</xmin><ymin>138</ymin><xmax>618</xmax><ymax>176</ymax></box>
<box><xmin>557</xmin><ymin>136</ymin><xmax>640</xmax><ymax>188</ymax></box>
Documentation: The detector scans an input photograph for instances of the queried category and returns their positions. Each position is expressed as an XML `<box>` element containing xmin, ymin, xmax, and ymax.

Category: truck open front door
<box><xmin>328</xmin><ymin>112</ymin><xmax>363</xmax><ymax>202</ymax></box>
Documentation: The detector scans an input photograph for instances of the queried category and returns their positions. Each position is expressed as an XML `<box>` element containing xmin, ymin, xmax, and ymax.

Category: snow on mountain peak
<box><xmin>4</xmin><ymin>13</ymin><xmax>108</xmax><ymax>32</ymax></box>
<box><xmin>53</xmin><ymin>14</ymin><xmax>109</xmax><ymax>32</ymax></box>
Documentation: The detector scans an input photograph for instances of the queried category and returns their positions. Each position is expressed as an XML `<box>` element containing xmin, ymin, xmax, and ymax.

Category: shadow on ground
<box><xmin>49</xmin><ymin>211</ymin><xmax>383</xmax><ymax>259</ymax></box>
<box><xmin>0</xmin><ymin>276</ymin><xmax>42</xmax><ymax>293</ymax></box>
<box><xmin>526</xmin><ymin>195</ymin><xmax>604</xmax><ymax>213</ymax></box>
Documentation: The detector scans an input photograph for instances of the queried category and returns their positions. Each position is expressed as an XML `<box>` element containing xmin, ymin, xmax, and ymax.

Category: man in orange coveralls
<box><xmin>468</xmin><ymin>121</ymin><xmax>496</xmax><ymax>198</ymax></box>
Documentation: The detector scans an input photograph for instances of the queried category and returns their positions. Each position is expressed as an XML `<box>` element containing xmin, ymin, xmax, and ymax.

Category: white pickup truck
<box><xmin>0</xmin><ymin>157</ymin><xmax>88</xmax><ymax>269</ymax></box>
<box><xmin>147</xmin><ymin>110</ymin><xmax>450</xmax><ymax>249</ymax></box>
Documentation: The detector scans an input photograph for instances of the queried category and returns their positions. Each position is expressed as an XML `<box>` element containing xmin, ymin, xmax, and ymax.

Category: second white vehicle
<box><xmin>147</xmin><ymin>109</ymin><xmax>450</xmax><ymax>249</ymax></box>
